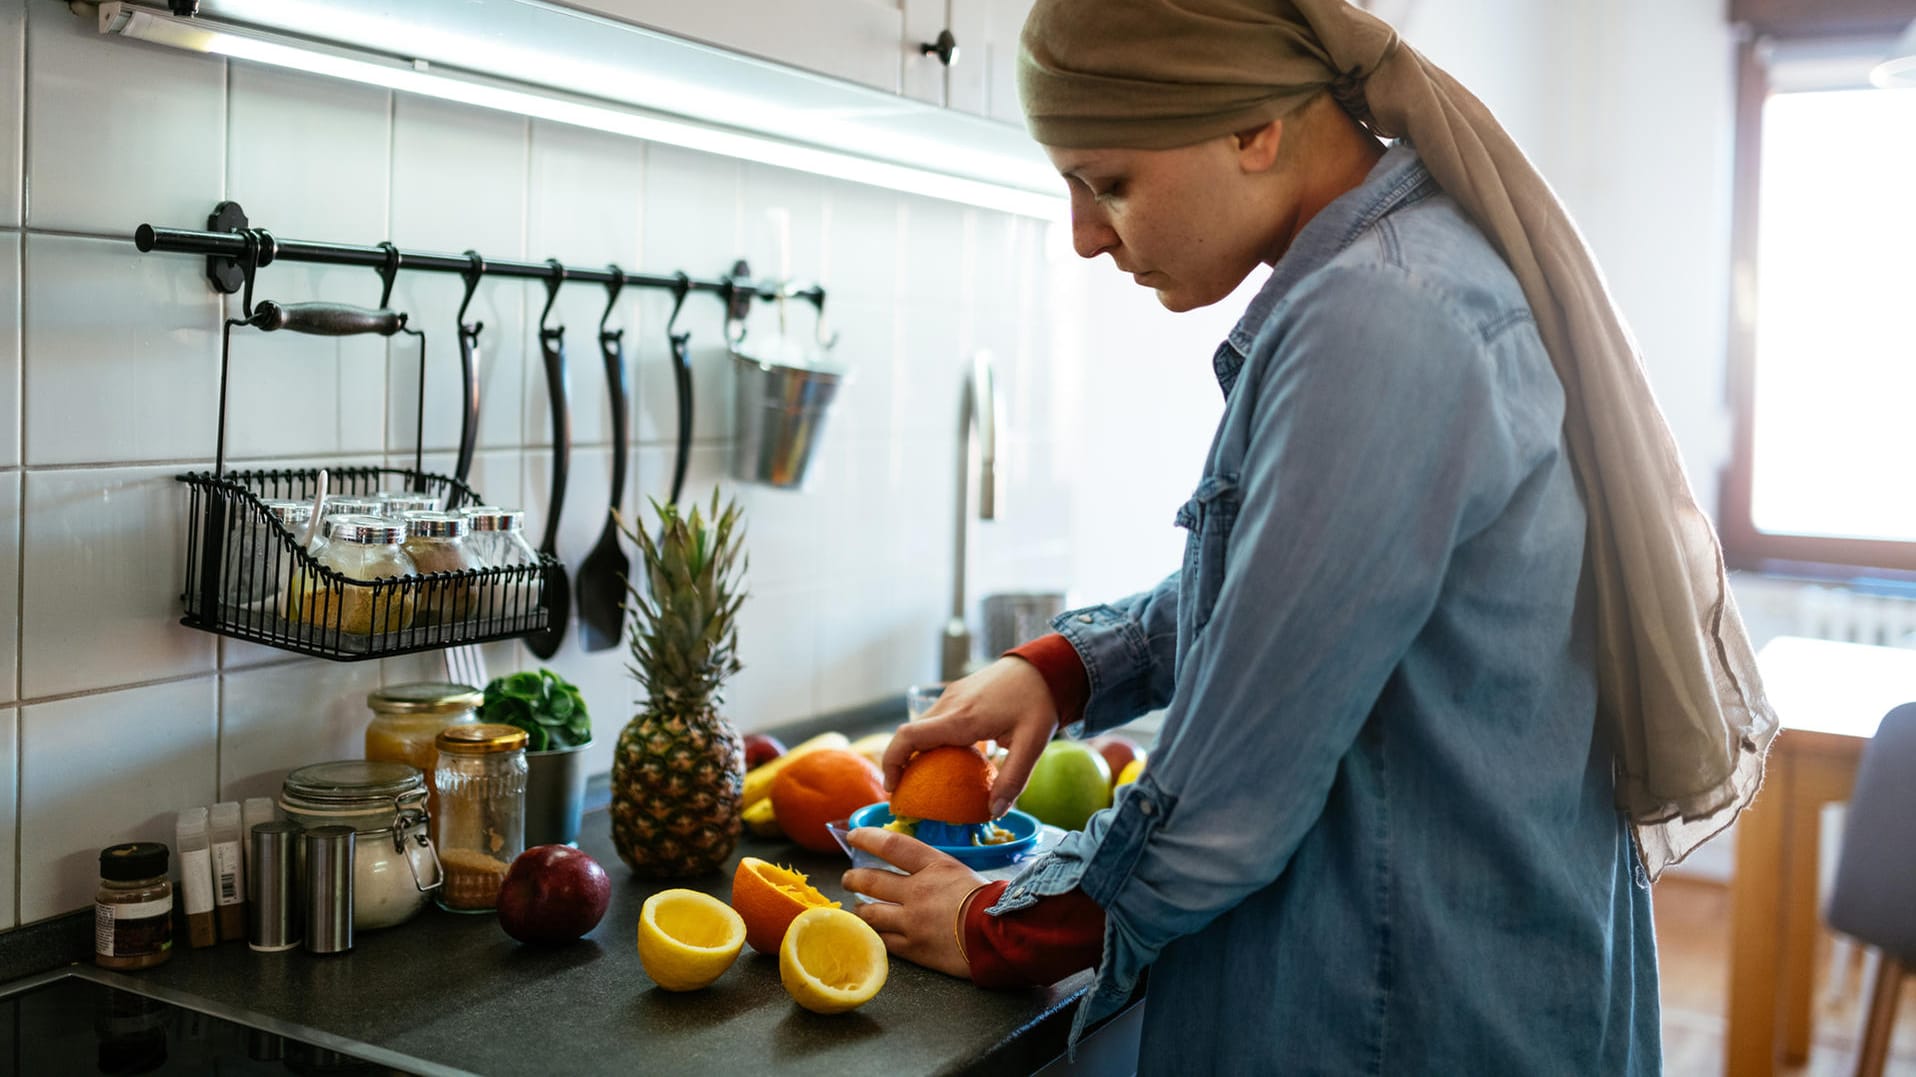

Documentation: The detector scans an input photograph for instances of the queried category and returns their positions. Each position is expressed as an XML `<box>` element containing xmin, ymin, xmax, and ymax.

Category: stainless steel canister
<box><xmin>248</xmin><ymin>821</ymin><xmax>302</xmax><ymax>953</ymax></box>
<box><xmin>303</xmin><ymin>826</ymin><xmax>355</xmax><ymax>955</ymax></box>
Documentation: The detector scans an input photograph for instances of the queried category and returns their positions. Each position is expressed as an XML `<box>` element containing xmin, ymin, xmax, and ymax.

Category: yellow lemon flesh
<box><xmin>637</xmin><ymin>889</ymin><xmax>746</xmax><ymax>992</ymax></box>
<box><xmin>779</xmin><ymin>906</ymin><xmax>889</xmax><ymax>1014</ymax></box>
<box><xmin>1116</xmin><ymin>758</ymin><xmax>1144</xmax><ymax>788</ymax></box>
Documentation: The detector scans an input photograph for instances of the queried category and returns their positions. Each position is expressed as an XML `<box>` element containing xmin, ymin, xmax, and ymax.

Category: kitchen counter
<box><xmin>99</xmin><ymin>803</ymin><xmax>1104</xmax><ymax>1076</ymax></box>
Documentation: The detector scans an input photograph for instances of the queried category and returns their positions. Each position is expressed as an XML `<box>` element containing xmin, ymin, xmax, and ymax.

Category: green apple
<box><xmin>1016</xmin><ymin>740</ymin><xmax>1113</xmax><ymax>831</ymax></box>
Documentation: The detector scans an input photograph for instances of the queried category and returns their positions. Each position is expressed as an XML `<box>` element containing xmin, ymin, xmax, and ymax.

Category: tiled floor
<box><xmin>1656</xmin><ymin>876</ymin><xmax>1916</xmax><ymax>1076</ymax></box>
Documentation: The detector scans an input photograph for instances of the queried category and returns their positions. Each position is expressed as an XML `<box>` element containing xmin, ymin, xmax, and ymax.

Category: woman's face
<box><xmin>1045</xmin><ymin>131</ymin><xmax>1291</xmax><ymax>313</ymax></box>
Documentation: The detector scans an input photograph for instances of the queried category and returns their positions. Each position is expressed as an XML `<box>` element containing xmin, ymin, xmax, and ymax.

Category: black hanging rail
<box><xmin>133</xmin><ymin>200</ymin><xmax>824</xmax><ymax>318</ymax></box>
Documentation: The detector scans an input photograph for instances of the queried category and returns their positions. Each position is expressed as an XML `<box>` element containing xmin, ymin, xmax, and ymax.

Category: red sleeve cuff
<box><xmin>1006</xmin><ymin>632</ymin><xmax>1090</xmax><ymax>727</ymax></box>
<box><xmin>964</xmin><ymin>880</ymin><xmax>1106</xmax><ymax>989</ymax></box>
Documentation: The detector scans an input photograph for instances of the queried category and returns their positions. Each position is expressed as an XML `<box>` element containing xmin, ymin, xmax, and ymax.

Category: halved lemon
<box><xmin>732</xmin><ymin>857</ymin><xmax>840</xmax><ymax>954</ymax></box>
<box><xmin>778</xmin><ymin>906</ymin><xmax>888</xmax><ymax>1014</ymax></box>
<box><xmin>637</xmin><ymin>888</ymin><xmax>746</xmax><ymax>991</ymax></box>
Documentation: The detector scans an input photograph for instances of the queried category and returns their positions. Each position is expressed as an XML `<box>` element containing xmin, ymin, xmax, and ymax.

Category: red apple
<box><xmin>743</xmin><ymin>733</ymin><xmax>787</xmax><ymax>771</ymax></box>
<box><xmin>1090</xmin><ymin>735</ymin><xmax>1146</xmax><ymax>789</ymax></box>
<box><xmin>497</xmin><ymin>845</ymin><xmax>611</xmax><ymax>945</ymax></box>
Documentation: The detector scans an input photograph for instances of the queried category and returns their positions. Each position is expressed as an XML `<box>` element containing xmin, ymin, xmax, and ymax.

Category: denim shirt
<box><xmin>998</xmin><ymin>144</ymin><xmax>1659</xmax><ymax>1074</ymax></box>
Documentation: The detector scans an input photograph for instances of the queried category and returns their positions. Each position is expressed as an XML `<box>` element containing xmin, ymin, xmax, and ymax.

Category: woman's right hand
<box><xmin>883</xmin><ymin>657</ymin><xmax>1061</xmax><ymax>819</ymax></box>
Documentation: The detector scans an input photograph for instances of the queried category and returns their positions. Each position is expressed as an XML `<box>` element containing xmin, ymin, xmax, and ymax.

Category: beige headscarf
<box><xmin>1020</xmin><ymin>0</ymin><xmax>1776</xmax><ymax>877</ymax></box>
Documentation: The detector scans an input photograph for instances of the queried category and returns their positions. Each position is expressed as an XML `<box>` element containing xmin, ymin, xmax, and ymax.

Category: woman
<box><xmin>843</xmin><ymin>2</ymin><xmax>1776</xmax><ymax>1072</ymax></box>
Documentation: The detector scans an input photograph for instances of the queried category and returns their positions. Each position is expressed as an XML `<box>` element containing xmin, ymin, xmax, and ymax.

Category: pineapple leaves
<box><xmin>615</xmin><ymin>489</ymin><xmax>748</xmax><ymax>711</ymax></box>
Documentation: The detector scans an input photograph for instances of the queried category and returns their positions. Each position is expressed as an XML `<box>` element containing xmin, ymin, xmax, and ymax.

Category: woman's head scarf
<box><xmin>1019</xmin><ymin>0</ymin><xmax>1777</xmax><ymax>877</ymax></box>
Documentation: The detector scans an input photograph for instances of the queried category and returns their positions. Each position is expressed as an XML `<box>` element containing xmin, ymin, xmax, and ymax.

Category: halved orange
<box><xmin>891</xmin><ymin>744</ymin><xmax>997</xmax><ymax>824</ymax></box>
<box><xmin>731</xmin><ymin>857</ymin><xmax>840</xmax><ymax>954</ymax></box>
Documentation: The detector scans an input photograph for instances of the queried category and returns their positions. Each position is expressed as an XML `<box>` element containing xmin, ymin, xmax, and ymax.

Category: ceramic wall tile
<box><xmin>0</xmin><ymin>473</ymin><xmax>16</xmax><ymax>705</ymax></box>
<box><xmin>18</xmin><ymin>678</ymin><xmax>219</xmax><ymax>923</ymax></box>
<box><xmin>812</xmin><ymin>298</ymin><xmax>895</xmax><ymax>443</ymax></box>
<box><xmin>0</xmin><ymin>0</ymin><xmax>21</xmax><ymax>228</ymax></box>
<box><xmin>821</xmin><ymin>183</ymin><xmax>903</xmax><ymax>309</ymax></box>
<box><xmin>724</xmin><ymin>581</ymin><xmax>820</xmax><ymax>733</ymax></box>
<box><xmin>389</xmin><ymin>97</ymin><xmax>527</xmax><ymax>258</ymax></box>
<box><xmin>0</xmin><ymin>233</ymin><xmax>17</xmax><ymax>468</ymax></box>
<box><xmin>635</xmin><ymin>144</ymin><xmax>742</xmax><ymax>450</ymax></box>
<box><xmin>24</xmin><ymin>1</ymin><xmax>224</xmax><ymax>234</ymax></box>
<box><xmin>0</xmin><ymin>707</ymin><xmax>15</xmax><ymax>930</ymax></box>
<box><xmin>894</xmin><ymin>195</ymin><xmax>969</xmax><ymax>306</ymax></box>
<box><xmin>227</xmin><ymin>65</ymin><xmax>390</xmax><ymax>243</ymax></box>
<box><xmin>22</xmin><ymin>234</ymin><xmax>221</xmax><ymax>466</ymax></box>
<box><xmin>384</xmin><ymin>272</ymin><xmax>526</xmax><ymax>455</ymax></box>
<box><xmin>814</xmin><ymin>573</ymin><xmax>944</xmax><ymax>715</ymax></box>
<box><xmin>220</xmin><ymin>659</ymin><xmax>381</xmax><ymax>804</ymax></box>
<box><xmin>223</xmin><ymin>264</ymin><xmax>391</xmax><ymax>461</ymax></box>
<box><xmin>21</xmin><ymin>466</ymin><xmax>215</xmax><ymax>698</ymax></box>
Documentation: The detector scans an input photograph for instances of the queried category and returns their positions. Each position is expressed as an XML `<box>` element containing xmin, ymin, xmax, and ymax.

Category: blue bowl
<box><xmin>840</xmin><ymin>802</ymin><xmax>1040</xmax><ymax>869</ymax></box>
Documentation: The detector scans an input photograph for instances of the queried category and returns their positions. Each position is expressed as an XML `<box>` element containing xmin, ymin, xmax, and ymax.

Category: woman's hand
<box><xmin>843</xmin><ymin>828</ymin><xmax>989</xmax><ymax>979</ymax></box>
<box><xmin>885</xmin><ymin>657</ymin><xmax>1061</xmax><ymax>818</ymax></box>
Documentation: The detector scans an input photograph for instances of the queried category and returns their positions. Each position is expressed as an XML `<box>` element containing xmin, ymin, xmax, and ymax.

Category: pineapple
<box><xmin>611</xmin><ymin>491</ymin><xmax>749</xmax><ymax>878</ymax></box>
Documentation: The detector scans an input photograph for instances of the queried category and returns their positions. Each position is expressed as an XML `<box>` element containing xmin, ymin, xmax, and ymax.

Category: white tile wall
<box><xmin>22</xmin><ymin>235</ymin><xmax>221</xmax><ymax>466</ymax></box>
<box><xmin>21</xmin><ymin>466</ymin><xmax>214</xmax><ymax>698</ymax></box>
<box><xmin>19</xmin><ymin>678</ymin><xmax>219</xmax><ymax>923</ymax></box>
<box><xmin>0</xmin><ymin>0</ymin><xmax>21</xmax><ymax>229</ymax></box>
<box><xmin>0</xmin><ymin>707</ymin><xmax>15</xmax><ymax>930</ymax></box>
<box><xmin>0</xmin><ymin>233</ymin><xmax>16</xmax><ymax>468</ymax></box>
<box><xmin>24</xmin><ymin>0</ymin><xmax>225</xmax><ymax>234</ymax></box>
<box><xmin>0</xmin><ymin>472</ymin><xmax>16</xmax><ymax>705</ymax></box>
<box><xmin>226</xmin><ymin>66</ymin><xmax>391</xmax><ymax>242</ymax></box>
<box><xmin>220</xmin><ymin>659</ymin><xmax>381</xmax><ymax>803</ymax></box>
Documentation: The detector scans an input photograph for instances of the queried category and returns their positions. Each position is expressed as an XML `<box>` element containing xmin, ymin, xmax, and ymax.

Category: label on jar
<box><xmin>95</xmin><ymin>896</ymin><xmax>174</xmax><ymax>958</ymax></box>
<box><xmin>179</xmin><ymin>848</ymin><xmax>215</xmax><ymax>915</ymax></box>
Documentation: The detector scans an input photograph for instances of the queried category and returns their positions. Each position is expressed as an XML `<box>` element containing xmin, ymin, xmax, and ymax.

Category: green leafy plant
<box><xmin>478</xmin><ymin>668</ymin><xmax>591</xmax><ymax>752</ymax></box>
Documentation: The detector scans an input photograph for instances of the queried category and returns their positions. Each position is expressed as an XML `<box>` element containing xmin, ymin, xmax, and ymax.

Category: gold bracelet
<box><xmin>954</xmin><ymin>883</ymin><xmax>990</xmax><ymax>967</ymax></box>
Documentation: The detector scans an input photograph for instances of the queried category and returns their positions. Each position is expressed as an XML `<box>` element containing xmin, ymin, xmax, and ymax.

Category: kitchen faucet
<box><xmin>941</xmin><ymin>352</ymin><xmax>998</xmax><ymax>682</ymax></box>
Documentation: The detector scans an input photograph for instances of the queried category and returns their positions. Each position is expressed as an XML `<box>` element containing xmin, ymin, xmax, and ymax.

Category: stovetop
<box><xmin>0</xmin><ymin>966</ymin><xmax>463</xmax><ymax>1076</ymax></box>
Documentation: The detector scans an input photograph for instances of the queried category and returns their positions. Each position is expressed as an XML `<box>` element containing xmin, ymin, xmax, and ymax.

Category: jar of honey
<box><xmin>363</xmin><ymin>682</ymin><xmax>482</xmax><ymax>832</ymax></box>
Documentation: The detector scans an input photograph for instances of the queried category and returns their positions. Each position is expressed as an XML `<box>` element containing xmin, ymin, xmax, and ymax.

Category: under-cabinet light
<box><xmin>93</xmin><ymin>2</ymin><xmax>1066</xmax><ymax>220</ymax></box>
<box><xmin>1873</xmin><ymin>20</ymin><xmax>1916</xmax><ymax>88</ymax></box>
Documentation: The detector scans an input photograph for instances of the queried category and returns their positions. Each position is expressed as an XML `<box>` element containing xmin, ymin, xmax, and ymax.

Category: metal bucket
<box><xmin>982</xmin><ymin>591</ymin><xmax>1068</xmax><ymax>657</ymax></box>
<box><xmin>524</xmin><ymin>741</ymin><xmax>591</xmax><ymax>847</ymax></box>
<box><xmin>731</xmin><ymin>351</ymin><xmax>845</xmax><ymax>489</ymax></box>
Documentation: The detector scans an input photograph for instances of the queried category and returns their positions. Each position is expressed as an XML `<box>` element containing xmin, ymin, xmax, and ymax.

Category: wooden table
<box><xmin>1726</xmin><ymin>636</ymin><xmax>1916</xmax><ymax>1076</ymax></box>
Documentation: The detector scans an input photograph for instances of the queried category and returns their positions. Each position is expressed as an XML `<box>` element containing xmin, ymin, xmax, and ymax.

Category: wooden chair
<box><xmin>1826</xmin><ymin>702</ymin><xmax>1916</xmax><ymax>1077</ymax></box>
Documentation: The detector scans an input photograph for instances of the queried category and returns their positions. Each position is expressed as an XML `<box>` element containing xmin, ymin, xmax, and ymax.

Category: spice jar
<box><xmin>374</xmin><ymin>491</ymin><xmax>440</xmax><ymax>518</ymax></box>
<box><xmin>95</xmin><ymin>843</ymin><xmax>173</xmax><ymax>970</ymax></box>
<box><xmin>322</xmin><ymin>497</ymin><xmax>384</xmax><ymax>519</ymax></box>
<box><xmin>463</xmin><ymin>507</ymin><xmax>542</xmax><ymax>620</ymax></box>
<box><xmin>401</xmin><ymin>510</ymin><xmax>484</xmax><ymax>624</ymax></box>
<box><xmin>363</xmin><ymin>682</ymin><xmax>483</xmax><ymax>831</ymax></box>
<box><xmin>294</xmin><ymin>515</ymin><xmax>417</xmax><ymax>635</ymax></box>
<box><xmin>434</xmin><ymin>724</ymin><xmax>528</xmax><ymax>913</ymax></box>
<box><xmin>280</xmin><ymin>760</ymin><xmax>442</xmax><ymax>930</ymax></box>
<box><xmin>225</xmin><ymin>498</ymin><xmax>312</xmax><ymax>608</ymax></box>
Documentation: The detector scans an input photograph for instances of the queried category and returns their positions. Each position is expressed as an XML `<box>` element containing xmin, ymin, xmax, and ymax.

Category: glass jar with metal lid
<box><xmin>434</xmin><ymin>724</ymin><xmax>529</xmax><ymax>913</ymax></box>
<box><xmin>463</xmin><ymin>507</ymin><xmax>542</xmax><ymax>621</ymax></box>
<box><xmin>374</xmin><ymin>491</ymin><xmax>441</xmax><ymax>518</ymax></box>
<box><xmin>279</xmin><ymin>760</ymin><xmax>443</xmax><ymax>930</ymax></box>
<box><xmin>226</xmin><ymin>498</ymin><xmax>313</xmax><ymax>607</ymax></box>
<box><xmin>322</xmin><ymin>497</ymin><xmax>384</xmax><ymax>519</ymax></box>
<box><xmin>363</xmin><ymin>682</ymin><xmax>483</xmax><ymax>832</ymax></box>
<box><xmin>294</xmin><ymin>515</ymin><xmax>418</xmax><ymax>634</ymax></box>
<box><xmin>401</xmin><ymin>511</ymin><xmax>484</xmax><ymax>624</ymax></box>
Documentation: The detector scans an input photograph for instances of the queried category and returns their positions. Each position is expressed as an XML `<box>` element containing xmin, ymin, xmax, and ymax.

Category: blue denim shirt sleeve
<box><xmin>992</xmin><ymin>263</ymin><xmax>1533</xmax><ymax>1038</ymax></box>
<box><xmin>1050</xmin><ymin>572</ymin><xmax>1180</xmax><ymax>737</ymax></box>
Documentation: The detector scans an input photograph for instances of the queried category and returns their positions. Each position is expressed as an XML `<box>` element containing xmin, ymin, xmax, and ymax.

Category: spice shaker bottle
<box><xmin>209</xmin><ymin>801</ymin><xmax>248</xmax><ymax>942</ymax></box>
<box><xmin>249</xmin><ymin>820</ymin><xmax>302</xmax><ymax>953</ymax></box>
<box><xmin>400</xmin><ymin>511</ymin><xmax>483</xmax><ymax>625</ymax></box>
<box><xmin>175</xmin><ymin>808</ymin><xmax>218</xmax><ymax>949</ymax></box>
<box><xmin>433</xmin><ymin>724</ymin><xmax>528</xmax><ymax>913</ymax></box>
<box><xmin>462</xmin><ymin>507</ymin><xmax>542</xmax><ymax>621</ymax></box>
<box><xmin>300</xmin><ymin>515</ymin><xmax>418</xmax><ymax>635</ymax></box>
<box><xmin>304</xmin><ymin>826</ymin><xmax>355</xmax><ymax>955</ymax></box>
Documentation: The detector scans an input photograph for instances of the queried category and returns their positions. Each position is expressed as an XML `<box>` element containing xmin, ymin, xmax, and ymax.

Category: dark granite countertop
<box><xmin>9</xmin><ymin>698</ymin><xmax>1118</xmax><ymax>1076</ymax></box>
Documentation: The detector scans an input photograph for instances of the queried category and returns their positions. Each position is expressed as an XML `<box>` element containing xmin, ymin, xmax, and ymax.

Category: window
<box><xmin>1721</xmin><ymin>27</ymin><xmax>1916</xmax><ymax>577</ymax></box>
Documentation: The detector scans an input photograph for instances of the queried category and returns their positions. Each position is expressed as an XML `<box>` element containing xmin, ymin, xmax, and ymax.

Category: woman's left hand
<box><xmin>843</xmin><ymin>828</ymin><xmax>990</xmax><ymax>980</ymax></box>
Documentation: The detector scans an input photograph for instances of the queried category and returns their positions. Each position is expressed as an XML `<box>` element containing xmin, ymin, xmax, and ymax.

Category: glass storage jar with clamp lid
<box><xmin>279</xmin><ymin>760</ymin><xmax>443</xmax><ymax>930</ymax></box>
<box><xmin>434</xmin><ymin>724</ymin><xmax>528</xmax><ymax>913</ymax></box>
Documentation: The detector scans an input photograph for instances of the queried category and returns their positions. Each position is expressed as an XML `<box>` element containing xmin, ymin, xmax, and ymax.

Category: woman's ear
<box><xmin>1234</xmin><ymin>120</ymin><xmax>1284</xmax><ymax>173</ymax></box>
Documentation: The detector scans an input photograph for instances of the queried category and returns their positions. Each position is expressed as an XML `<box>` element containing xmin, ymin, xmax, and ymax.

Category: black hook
<box><xmin>456</xmin><ymin>249</ymin><xmax>486</xmax><ymax>332</ymax></box>
<box><xmin>376</xmin><ymin>240</ymin><xmax>402</xmax><ymax>309</ymax></box>
<box><xmin>600</xmin><ymin>264</ymin><xmax>626</xmax><ymax>337</ymax></box>
<box><xmin>236</xmin><ymin>229</ymin><xmax>263</xmax><ymax>321</ymax></box>
<box><xmin>665</xmin><ymin>271</ymin><xmax>692</xmax><ymax>341</ymax></box>
<box><xmin>539</xmin><ymin>258</ymin><xmax>566</xmax><ymax>333</ymax></box>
